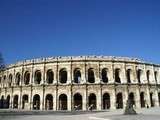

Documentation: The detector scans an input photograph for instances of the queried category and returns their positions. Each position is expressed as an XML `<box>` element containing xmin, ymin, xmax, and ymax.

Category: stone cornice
<box><xmin>5</xmin><ymin>56</ymin><xmax>160</xmax><ymax>69</ymax></box>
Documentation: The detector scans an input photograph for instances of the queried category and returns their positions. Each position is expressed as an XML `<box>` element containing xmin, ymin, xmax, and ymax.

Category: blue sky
<box><xmin>0</xmin><ymin>0</ymin><xmax>160</xmax><ymax>64</ymax></box>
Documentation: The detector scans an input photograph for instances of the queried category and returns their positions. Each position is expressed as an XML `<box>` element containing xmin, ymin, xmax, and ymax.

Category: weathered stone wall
<box><xmin>0</xmin><ymin>56</ymin><xmax>160</xmax><ymax>110</ymax></box>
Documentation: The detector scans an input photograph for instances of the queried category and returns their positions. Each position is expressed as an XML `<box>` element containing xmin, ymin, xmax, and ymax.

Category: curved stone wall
<box><xmin>0</xmin><ymin>56</ymin><xmax>160</xmax><ymax>110</ymax></box>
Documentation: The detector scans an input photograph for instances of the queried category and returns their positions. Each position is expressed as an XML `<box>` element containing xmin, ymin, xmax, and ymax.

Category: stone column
<box><xmin>28</xmin><ymin>94</ymin><xmax>31</xmax><ymax>110</ymax></box>
<box><xmin>95</xmin><ymin>62</ymin><xmax>101</xmax><ymax>84</ymax></box>
<box><xmin>135</xmin><ymin>87</ymin><xmax>141</xmax><ymax>109</ymax></box>
<box><xmin>6</xmin><ymin>70</ymin><xmax>9</xmax><ymax>88</ymax></box>
<box><xmin>124</xmin><ymin>86</ymin><xmax>128</xmax><ymax>109</ymax></box>
<box><xmin>151</xmin><ymin>66</ymin><xmax>156</xmax><ymax>84</ymax></box>
<box><xmin>11</xmin><ymin>95</ymin><xmax>14</xmax><ymax>109</ymax></box>
<box><xmin>154</xmin><ymin>89</ymin><xmax>159</xmax><ymax>107</ymax></box>
<box><xmin>83</xmin><ymin>90</ymin><xmax>87</xmax><ymax>110</ymax></box>
<box><xmin>53</xmin><ymin>91</ymin><xmax>57</xmax><ymax>110</ymax></box>
<box><xmin>19</xmin><ymin>67</ymin><xmax>24</xmax><ymax>109</ymax></box>
<box><xmin>133</xmin><ymin>65</ymin><xmax>137</xmax><ymax>83</ymax></box>
<box><xmin>55</xmin><ymin>59</ymin><xmax>59</xmax><ymax>110</ymax></box>
<box><xmin>82</xmin><ymin>61</ymin><xmax>87</xmax><ymax>84</ymax></box>
<box><xmin>67</xmin><ymin>65</ymin><xmax>72</xmax><ymax>84</ymax></box>
<box><xmin>146</xmin><ymin>86</ymin><xmax>151</xmax><ymax>107</ymax></box>
<box><xmin>42</xmin><ymin>63</ymin><xmax>46</xmax><ymax>110</ymax></box>
<box><xmin>18</xmin><ymin>93</ymin><xmax>21</xmax><ymax>109</ymax></box>
<box><xmin>40</xmin><ymin>92</ymin><xmax>43</xmax><ymax>110</ymax></box>
<box><xmin>97</xmin><ymin>87</ymin><xmax>102</xmax><ymax>110</ymax></box>
<box><xmin>143</xmin><ymin>65</ymin><xmax>147</xmax><ymax>84</ymax></box>
<box><xmin>30</xmin><ymin>63</ymin><xmax>34</xmax><ymax>110</ymax></box>
<box><xmin>110</xmin><ymin>62</ymin><xmax>114</xmax><ymax>83</ymax></box>
<box><xmin>9</xmin><ymin>94</ymin><xmax>12</xmax><ymax>109</ymax></box>
<box><xmin>110</xmin><ymin>87</ymin><xmax>116</xmax><ymax>109</ymax></box>
<box><xmin>121</xmin><ymin>63</ymin><xmax>127</xmax><ymax>83</ymax></box>
<box><xmin>67</xmin><ymin>91</ymin><xmax>71</xmax><ymax>111</ymax></box>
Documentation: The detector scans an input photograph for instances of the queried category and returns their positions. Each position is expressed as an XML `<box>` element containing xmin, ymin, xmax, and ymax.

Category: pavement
<box><xmin>0</xmin><ymin>107</ymin><xmax>160</xmax><ymax>120</ymax></box>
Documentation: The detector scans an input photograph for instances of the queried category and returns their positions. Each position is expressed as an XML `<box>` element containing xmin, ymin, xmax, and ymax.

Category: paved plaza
<box><xmin>0</xmin><ymin>107</ymin><xmax>160</xmax><ymax>120</ymax></box>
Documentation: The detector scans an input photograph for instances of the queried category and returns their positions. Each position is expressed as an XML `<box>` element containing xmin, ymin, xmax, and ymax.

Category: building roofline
<box><xmin>5</xmin><ymin>55</ymin><xmax>160</xmax><ymax>68</ymax></box>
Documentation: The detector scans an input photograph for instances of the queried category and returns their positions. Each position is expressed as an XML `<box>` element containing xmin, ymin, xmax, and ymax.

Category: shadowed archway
<box><xmin>88</xmin><ymin>93</ymin><xmax>97</xmax><ymax>110</ymax></box>
<box><xmin>103</xmin><ymin>93</ymin><xmax>110</xmax><ymax>109</ymax></box>
<box><xmin>45</xmin><ymin>94</ymin><xmax>53</xmax><ymax>110</ymax></box>
<box><xmin>59</xmin><ymin>94</ymin><xmax>67</xmax><ymax>110</ymax></box>
<box><xmin>73</xmin><ymin>93</ymin><xmax>82</xmax><ymax>110</ymax></box>
<box><xmin>116</xmin><ymin>93</ymin><xmax>123</xmax><ymax>109</ymax></box>
<box><xmin>33</xmin><ymin>94</ymin><xmax>40</xmax><ymax>110</ymax></box>
<box><xmin>13</xmin><ymin>95</ymin><xmax>18</xmax><ymax>109</ymax></box>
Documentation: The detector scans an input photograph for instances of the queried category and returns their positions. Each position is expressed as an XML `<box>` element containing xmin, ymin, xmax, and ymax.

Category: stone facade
<box><xmin>0</xmin><ymin>56</ymin><xmax>160</xmax><ymax>111</ymax></box>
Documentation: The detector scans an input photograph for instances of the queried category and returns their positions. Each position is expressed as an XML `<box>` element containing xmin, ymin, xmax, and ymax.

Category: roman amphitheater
<box><xmin>0</xmin><ymin>56</ymin><xmax>160</xmax><ymax>111</ymax></box>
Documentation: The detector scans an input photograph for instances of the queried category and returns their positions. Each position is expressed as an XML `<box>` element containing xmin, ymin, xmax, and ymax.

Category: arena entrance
<box><xmin>140</xmin><ymin>92</ymin><xmax>145</xmax><ymax>108</ymax></box>
<box><xmin>59</xmin><ymin>94</ymin><xmax>67</xmax><ymax>110</ymax></box>
<box><xmin>103</xmin><ymin>93</ymin><xmax>110</xmax><ymax>109</ymax></box>
<box><xmin>150</xmin><ymin>93</ymin><xmax>154</xmax><ymax>107</ymax></box>
<box><xmin>88</xmin><ymin>93</ymin><xmax>96</xmax><ymax>110</ymax></box>
<box><xmin>0</xmin><ymin>96</ymin><xmax>4</xmax><ymax>108</ymax></box>
<box><xmin>13</xmin><ymin>95</ymin><xmax>18</xmax><ymax>109</ymax></box>
<box><xmin>33</xmin><ymin>94</ymin><xmax>40</xmax><ymax>110</ymax></box>
<box><xmin>116</xmin><ymin>93</ymin><xmax>123</xmax><ymax>109</ymax></box>
<box><xmin>73</xmin><ymin>93</ymin><xmax>82</xmax><ymax>110</ymax></box>
<box><xmin>6</xmin><ymin>95</ymin><xmax>10</xmax><ymax>108</ymax></box>
<box><xmin>45</xmin><ymin>94</ymin><xmax>53</xmax><ymax>110</ymax></box>
<box><xmin>22</xmin><ymin>95</ymin><xmax>28</xmax><ymax>109</ymax></box>
<box><xmin>129</xmin><ymin>93</ymin><xmax>135</xmax><ymax>106</ymax></box>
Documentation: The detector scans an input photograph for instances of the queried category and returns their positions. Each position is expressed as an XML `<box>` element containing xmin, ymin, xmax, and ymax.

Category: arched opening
<box><xmin>129</xmin><ymin>92</ymin><xmax>135</xmax><ymax>105</ymax></box>
<box><xmin>46</xmin><ymin>70</ymin><xmax>54</xmax><ymax>84</ymax></box>
<box><xmin>137</xmin><ymin>69</ymin><xmax>142</xmax><ymax>83</ymax></box>
<box><xmin>15</xmin><ymin>73</ymin><xmax>21</xmax><ymax>86</ymax></box>
<box><xmin>126</xmin><ymin>69</ymin><xmax>131</xmax><ymax>83</ymax></box>
<box><xmin>59</xmin><ymin>94</ymin><xmax>67</xmax><ymax>110</ymax></box>
<box><xmin>34</xmin><ymin>70</ymin><xmax>41</xmax><ymax>84</ymax></box>
<box><xmin>146</xmin><ymin>70</ymin><xmax>150</xmax><ymax>83</ymax></box>
<box><xmin>88</xmin><ymin>93</ymin><xmax>96</xmax><ymax>110</ymax></box>
<box><xmin>103</xmin><ymin>93</ymin><xmax>110</xmax><ymax>109</ymax></box>
<box><xmin>150</xmin><ymin>93</ymin><xmax>154</xmax><ymax>107</ymax></box>
<box><xmin>73</xmin><ymin>93</ymin><xmax>82</xmax><ymax>110</ymax></box>
<box><xmin>33</xmin><ymin>94</ymin><xmax>40</xmax><ymax>110</ymax></box>
<box><xmin>154</xmin><ymin>71</ymin><xmax>158</xmax><ymax>84</ymax></box>
<box><xmin>24</xmin><ymin>71</ymin><xmax>30</xmax><ymax>85</ymax></box>
<box><xmin>45</xmin><ymin>94</ymin><xmax>53</xmax><ymax>110</ymax></box>
<box><xmin>3</xmin><ymin>75</ymin><xmax>6</xmax><ymax>85</ymax></box>
<box><xmin>102</xmin><ymin>68</ymin><xmax>108</xmax><ymax>83</ymax></box>
<box><xmin>13</xmin><ymin>95</ymin><xmax>18</xmax><ymax>109</ymax></box>
<box><xmin>115</xmin><ymin>69</ymin><xmax>121</xmax><ymax>83</ymax></box>
<box><xmin>74</xmin><ymin>68</ymin><xmax>81</xmax><ymax>83</ymax></box>
<box><xmin>22</xmin><ymin>95</ymin><xmax>28</xmax><ymax>109</ymax></box>
<box><xmin>158</xmin><ymin>92</ymin><xmax>160</xmax><ymax>107</ymax></box>
<box><xmin>88</xmin><ymin>68</ymin><xmax>95</xmax><ymax>83</ymax></box>
<box><xmin>0</xmin><ymin>96</ymin><xmax>4</xmax><ymax>109</ymax></box>
<box><xmin>59</xmin><ymin>69</ymin><xmax>67</xmax><ymax>84</ymax></box>
<box><xmin>140</xmin><ymin>92</ymin><xmax>145</xmax><ymax>108</ymax></box>
<box><xmin>0</xmin><ymin>77</ymin><xmax>1</xmax><ymax>85</ymax></box>
<box><xmin>8</xmin><ymin>74</ymin><xmax>12</xmax><ymax>87</ymax></box>
<box><xmin>6</xmin><ymin>95</ymin><xmax>10</xmax><ymax>109</ymax></box>
<box><xmin>116</xmin><ymin>93</ymin><xmax>123</xmax><ymax>109</ymax></box>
